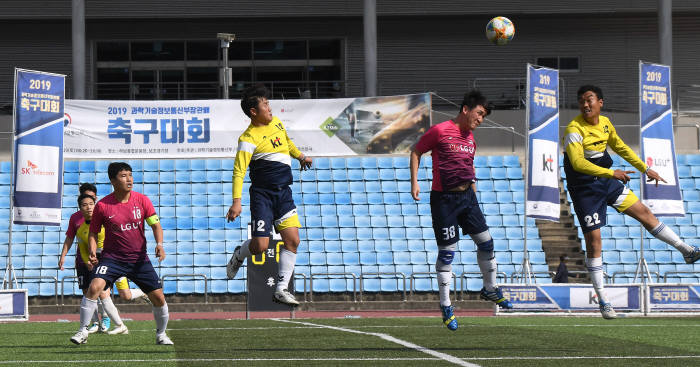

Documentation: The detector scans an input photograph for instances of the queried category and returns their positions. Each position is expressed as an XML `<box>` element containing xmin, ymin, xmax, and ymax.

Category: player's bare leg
<box><xmin>623</xmin><ymin>201</ymin><xmax>699</xmax><ymax>263</ymax></box>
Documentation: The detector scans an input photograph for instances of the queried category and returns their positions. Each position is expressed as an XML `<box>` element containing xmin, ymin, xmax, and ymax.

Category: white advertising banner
<box><xmin>64</xmin><ymin>93</ymin><xmax>431</xmax><ymax>158</ymax></box>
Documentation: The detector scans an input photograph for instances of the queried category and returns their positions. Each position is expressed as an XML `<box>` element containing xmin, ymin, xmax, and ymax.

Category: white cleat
<box><xmin>273</xmin><ymin>289</ymin><xmax>300</xmax><ymax>307</ymax></box>
<box><xmin>599</xmin><ymin>302</ymin><xmax>617</xmax><ymax>320</ymax></box>
<box><xmin>226</xmin><ymin>246</ymin><xmax>244</xmax><ymax>279</ymax></box>
<box><xmin>156</xmin><ymin>333</ymin><xmax>174</xmax><ymax>345</ymax></box>
<box><xmin>86</xmin><ymin>322</ymin><xmax>99</xmax><ymax>334</ymax></box>
<box><xmin>106</xmin><ymin>323</ymin><xmax>129</xmax><ymax>335</ymax></box>
<box><xmin>70</xmin><ymin>330</ymin><xmax>88</xmax><ymax>344</ymax></box>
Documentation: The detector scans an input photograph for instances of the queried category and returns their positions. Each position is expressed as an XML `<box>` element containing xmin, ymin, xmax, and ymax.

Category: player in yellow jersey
<box><xmin>564</xmin><ymin>85</ymin><xmax>700</xmax><ymax>319</ymax></box>
<box><xmin>225</xmin><ymin>84</ymin><xmax>312</xmax><ymax>306</ymax></box>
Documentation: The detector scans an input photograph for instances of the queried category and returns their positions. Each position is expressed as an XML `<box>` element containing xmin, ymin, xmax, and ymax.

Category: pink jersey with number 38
<box><xmin>90</xmin><ymin>191</ymin><xmax>156</xmax><ymax>263</ymax></box>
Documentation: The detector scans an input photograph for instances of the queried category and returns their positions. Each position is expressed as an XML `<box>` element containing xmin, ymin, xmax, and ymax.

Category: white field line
<box><xmin>274</xmin><ymin>318</ymin><xmax>479</xmax><ymax>367</ymax></box>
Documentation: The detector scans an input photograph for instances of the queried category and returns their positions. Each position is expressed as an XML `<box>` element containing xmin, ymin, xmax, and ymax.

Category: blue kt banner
<box><xmin>526</xmin><ymin>64</ymin><xmax>560</xmax><ymax>221</ymax></box>
<box><xmin>13</xmin><ymin>68</ymin><xmax>65</xmax><ymax>226</ymax></box>
<box><xmin>639</xmin><ymin>62</ymin><xmax>683</xmax><ymax>216</ymax></box>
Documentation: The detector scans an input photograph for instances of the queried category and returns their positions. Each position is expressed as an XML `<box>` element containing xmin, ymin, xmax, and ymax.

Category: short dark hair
<box><xmin>79</xmin><ymin>182</ymin><xmax>97</xmax><ymax>196</ymax></box>
<box><xmin>77</xmin><ymin>193</ymin><xmax>95</xmax><ymax>206</ymax></box>
<box><xmin>240</xmin><ymin>84</ymin><xmax>270</xmax><ymax>118</ymax></box>
<box><xmin>460</xmin><ymin>90</ymin><xmax>492</xmax><ymax>116</ymax></box>
<box><xmin>108</xmin><ymin>162</ymin><xmax>132</xmax><ymax>180</ymax></box>
<box><xmin>577</xmin><ymin>85</ymin><xmax>603</xmax><ymax>100</ymax></box>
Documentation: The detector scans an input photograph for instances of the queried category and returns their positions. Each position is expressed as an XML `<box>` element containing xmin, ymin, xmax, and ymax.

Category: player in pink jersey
<box><xmin>70</xmin><ymin>162</ymin><xmax>173</xmax><ymax>346</ymax></box>
<box><xmin>410</xmin><ymin>90</ymin><xmax>512</xmax><ymax>331</ymax></box>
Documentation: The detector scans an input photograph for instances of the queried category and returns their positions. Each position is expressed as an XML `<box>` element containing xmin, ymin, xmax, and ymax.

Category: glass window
<box><xmin>254</xmin><ymin>40</ymin><xmax>306</xmax><ymax>60</ymax></box>
<box><xmin>559</xmin><ymin>57</ymin><xmax>580</xmax><ymax>71</ymax></box>
<box><xmin>131</xmin><ymin>41</ymin><xmax>184</xmax><ymax>61</ymax></box>
<box><xmin>536</xmin><ymin>57</ymin><xmax>558</xmax><ymax>69</ymax></box>
<box><xmin>187</xmin><ymin>67</ymin><xmax>218</xmax><ymax>82</ymax></box>
<box><xmin>309</xmin><ymin>40</ymin><xmax>341</xmax><ymax>59</ymax></box>
<box><xmin>308</xmin><ymin>65</ymin><xmax>341</xmax><ymax>81</ymax></box>
<box><xmin>187</xmin><ymin>41</ymin><xmax>218</xmax><ymax>61</ymax></box>
<box><xmin>229</xmin><ymin>41</ymin><xmax>252</xmax><ymax>60</ymax></box>
<box><xmin>96</xmin><ymin>68</ymin><xmax>130</xmax><ymax>99</ymax></box>
<box><xmin>96</xmin><ymin>42</ymin><xmax>129</xmax><ymax>61</ymax></box>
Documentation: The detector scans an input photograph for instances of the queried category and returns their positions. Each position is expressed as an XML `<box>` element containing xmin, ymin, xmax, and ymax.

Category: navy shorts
<box><xmin>569</xmin><ymin>177</ymin><xmax>637</xmax><ymax>233</ymax></box>
<box><xmin>92</xmin><ymin>257</ymin><xmax>162</xmax><ymax>293</ymax></box>
<box><xmin>249</xmin><ymin>185</ymin><xmax>300</xmax><ymax>237</ymax></box>
<box><xmin>76</xmin><ymin>264</ymin><xmax>94</xmax><ymax>291</ymax></box>
<box><xmin>430</xmin><ymin>189</ymin><xmax>488</xmax><ymax>246</ymax></box>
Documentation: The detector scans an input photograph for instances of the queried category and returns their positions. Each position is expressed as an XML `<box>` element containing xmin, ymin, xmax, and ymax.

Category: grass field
<box><xmin>2</xmin><ymin>316</ymin><xmax>700</xmax><ymax>366</ymax></box>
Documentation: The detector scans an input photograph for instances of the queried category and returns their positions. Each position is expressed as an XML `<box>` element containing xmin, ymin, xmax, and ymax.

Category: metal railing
<box><xmin>94</xmin><ymin>80</ymin><xmax>345</xmax><ymax>100</ymax></box>
<box><xmin>161</xmin><ymin>274</ymin><xmax>208</xmax><ymax>303</ymax></box>
<box><xmin>662</xmin><ymin>271</ymin><xmax>700</xmax><ymax>283</ymax></box>
<box><xmin>460</xmin><ymin>272</ymin><xmax>508</xmax><ymax>300</ymax></box>
<box><xmin>293</xmin><ymin>273</ymin><xmax>308</xmax><ymax>303</ymax></box>
<box><xmin>358</xmin><ymin>272</ymin><xmax>407</xmax><ymax>302</ymax></box>
<box><xmin>308</xmin><ymin>272</ymin><xmax>358</xmax><ymax>303</ymax></box>
<box><xmin>611</xmin><ymin>271</ymin><xmax>661</xmax><ymax>283</ymax></box>
<box><xmin>16</xmin><ymin>276</ymin><xmax>58</xmax><ymax>305</ymax></box>
<box><xmin>60</xmin><ymin>276</ymin><xmax>78</xmax><ymax>305</ymax></box>
<box><xmin>408</xmin><ymin>272</ymin><xmax>456</xmax><ymax>300</ymax></box>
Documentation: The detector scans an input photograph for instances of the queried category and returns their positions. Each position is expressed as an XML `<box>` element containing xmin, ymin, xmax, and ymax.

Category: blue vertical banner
<box><xmin>639</xmin><ymin>62</ymin><xmax>683</xmax><ymax>216</ymax></box>
<box><xmin>526</xmin><ymin>64</ymin><xmax>560</xmax><ymax>221</ymax></box>
<box><xmin>13</xmin><ymin>68</ymin><xmax>65</xmax><ymax>226</ymax></box>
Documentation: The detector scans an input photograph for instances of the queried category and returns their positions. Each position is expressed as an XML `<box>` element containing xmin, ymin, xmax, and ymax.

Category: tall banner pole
<box><xmin>524</xmin><ymin>64</ymin><xmax>561</xmax><ymax>283</ymax></box>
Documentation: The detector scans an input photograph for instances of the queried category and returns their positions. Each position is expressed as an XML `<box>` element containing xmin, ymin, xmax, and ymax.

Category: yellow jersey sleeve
<box><xmin>232</xmin><ymin>132</ymin><xmax>255</xmax><ymax>199</ymax></box>
<box><xmin>606</xmin><ymin>120</ymin><xmax>648</xmax><ymax>173</ymax></box>
<box><xmin>564</xmin><ymin>123</ymin><xmax>614</xmax><ymax>178</ymax></box>
<box><xmin>285</xmin><ymin>129</ymin><xmax>302</xmax><ymax>160</ymax></box>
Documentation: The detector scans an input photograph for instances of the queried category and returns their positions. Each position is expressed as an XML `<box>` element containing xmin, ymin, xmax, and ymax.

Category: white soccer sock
<box><xmin>129</xmin><ymin>288</ymin><xmax>145</xmax><ymax>301</ymax></box>
<box><xmin>437</xmin><ymin>271</ymin><xmax>452</xmax><ymax>307</ymax></box>
<box><xmin>651</xmin><ymin>222</ymin><xmax>693</xmax><ymax>254</ymax></box>
<box><xmin>152</xmin><ymin>303</ymin><xmax>169</xmax><ymax>336</ymax></box>
<box><xmin>477</xmin><ymin>250</ymin><xmax>497</xmax><ymax>292</ymax></box>
<box><xmin>237</xmin><ymin>241</ymin><xmax>252</xmax><ymax>260</ymax></box>
<box><xmin>79</xmin><ymin>297</ymin><xmax>98</xmax><ymax>330</ymax></box>
<box><xmin>100</xmin><ymin>297</ymin><xmax>124</xmax><ymax>326</ymax></box>
<box><xmin>586</xmin><ymin>257</ymin><xmax>608</xmax><ymax>304</ymax></box>
<box><xmin>91</xmin><ymin>309</ymin><xmax>99</xmax><ymax>324</ymax></box>
<box><xmin>276</xmin><ymin>248</ymin><xmax>297</xmax><ymax>291</ymax></box>
<box><xmin>98</xmin><ymin>299</ymin><xmax>108</xmax><ymax>319</ymax></box>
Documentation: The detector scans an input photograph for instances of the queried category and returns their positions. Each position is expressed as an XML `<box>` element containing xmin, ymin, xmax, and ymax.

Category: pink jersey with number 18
<box><xmin>90</xmin><ymin>191</ymin><xmax>156</xmax><ymax>263</ymax></box>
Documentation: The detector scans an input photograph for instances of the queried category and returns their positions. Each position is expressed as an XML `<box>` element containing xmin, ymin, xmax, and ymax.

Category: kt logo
<box><xmin>270</xmin><ymin>136</ymin><xmax>282</xmax><ymax>148</ymax></box>
<box><xmin>542</xmin><ymin>154</ymin><xmax>554</xmax><ymax>172</ymax></box>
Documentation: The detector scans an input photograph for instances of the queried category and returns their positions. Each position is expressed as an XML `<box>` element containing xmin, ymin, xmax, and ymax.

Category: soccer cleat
<box><xmin>599</xmin><ymin>302</ymin><xmax>617</xmax><ymax>319</ymax></box>
<box><xmin>156</xmin><ymin>333</ymin><xmax>174</xmax><ymax>345</ymax></box>
<box><xmin>440</xmin><ymin>305</ymin><xmax>458</xmax><ymax>331</ymax></box>
<box><xmin>226</xmin><ymin>246</ymin><xmax>244</xmax><ymax>279</ymax></box>
<box><xmin>70</xmin><ymin>330</ymin><xmax>88</xmax><ymax>344</ymax></box>
<box><xmin>99</xmin><ymin>316</ymin><xmax>111</xmax><ymax>332</ymax></box>
<box><xmin>273</xmin><ymin>289</ymin><xmax>300</xmax><ymax>306</ymax></box>
<box><xmin>480</xmin><ymin>287</ymin><xmax>513</xmax><ymax>309</ymax></box>
<box><xmin>684</xmin><ymin>246</ymin><xmax>700</xmax><ymax>264</ymax></box>
<box><xmin>87</xmin><ymin>322</ymin><xmax>99</xmax><ymax>334</ymax></box>
<box><xmin>107</xmin><ymin>323</ymin><xmax>129</xmax><ymax>335</ymax></box>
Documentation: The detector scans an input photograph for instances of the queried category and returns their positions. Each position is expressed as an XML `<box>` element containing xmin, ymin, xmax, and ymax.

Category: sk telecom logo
<box><xmin>542</xmin><ymin>154</ymin><xmax>554</xmax><ymax>172</ymax></box>
<box><xmin>21</xmin><ymin>160</ymin><xmax>54</xmax><ymax>176</ymax></box>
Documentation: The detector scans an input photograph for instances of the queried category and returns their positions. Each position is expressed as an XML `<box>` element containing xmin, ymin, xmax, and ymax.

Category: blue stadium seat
<box><xmin>506</xmin><ymin>167</ymin><xmax>523</xmax><ymax>179</ymax></box>
<box><xmin>491</xmin><ymin>167</ymin><xmax>507</xmax><ymax>180</ymax></box>
<box><xmin>504</xmin><ymin>155</ymin><xmax>520</xmax><ymax>167</ymax></box>
<box><xmin>487</xmin><ymin>156</ymin><xmax>504</xmax><ymax>167</ymax></box>
<box><xmin>493</xmin><ymin>180</ymin><xmax>509</xmax><ymax>192</ymax></box>
<box><xmin>330</xmin><ymin>157</ymin><xmax>346</xmax><ymax>169</ymax></box>
<box><xmin>475</xmin><ymin>167</ymin><xmax>490</xmax><ymax>180</ymax></box>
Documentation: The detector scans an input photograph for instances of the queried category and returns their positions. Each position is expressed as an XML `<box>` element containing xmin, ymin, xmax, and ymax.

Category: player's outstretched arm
<box><xmin>409</xmin><ymin>149</ymin><xmax>422</xmax><ymax>201</ymax></box>
<box><xmin>150</xmin><ymin>222</ymin><xmax>165</xmax><ymax>262</ymax></box>
<box><xmin>227</xmin><ymin>199</ymin><xmax>242</xmax><ymax>222</ymax></box>
<box><xmin>58</xmin><ymin>235</ymin><xmax>75</xmax><ymax>270</ymax></box>
<box><xmin>612</xmin><ymin>169</ymin><xmax>637</xmax><ymax>184</ymax></box>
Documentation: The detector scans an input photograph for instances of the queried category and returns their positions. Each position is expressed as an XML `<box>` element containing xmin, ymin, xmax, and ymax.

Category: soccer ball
<box><xmin>485</xmin><ymin>16</ymin><xmax>515</xmax><ymax>45</ymax></box>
